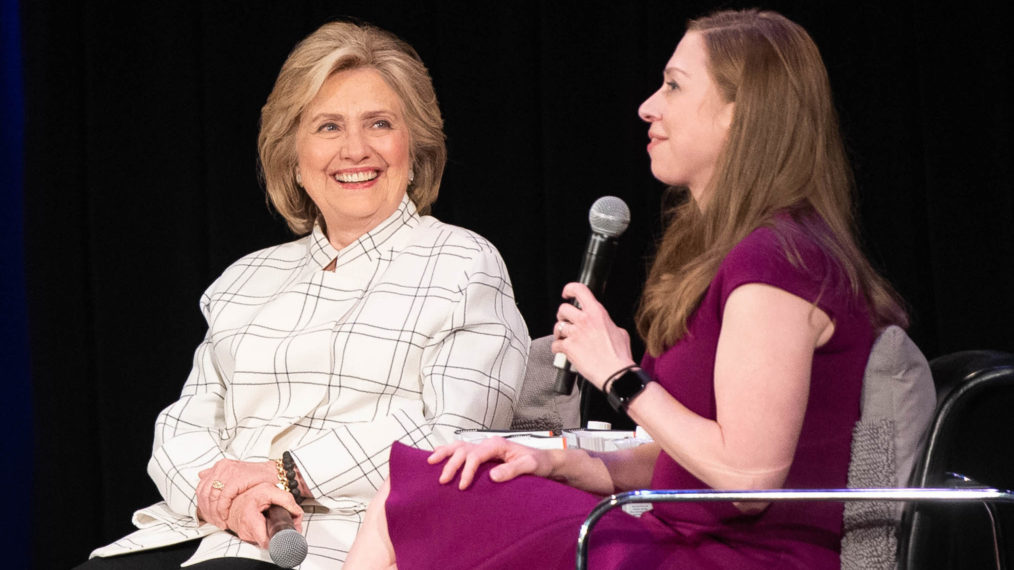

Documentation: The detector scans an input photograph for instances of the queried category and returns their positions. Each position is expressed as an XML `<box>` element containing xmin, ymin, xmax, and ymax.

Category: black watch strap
<box><xmin>606</xmin><ymin>367</ymin><xmax>653</xmax><ymax>412</ymax></box>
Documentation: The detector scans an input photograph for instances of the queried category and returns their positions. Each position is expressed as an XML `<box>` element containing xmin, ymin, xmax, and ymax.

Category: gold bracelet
<box><xmin>273</xmin><ymin>458</ymin><xmax>289</xmax><ymax>492</ymax></box>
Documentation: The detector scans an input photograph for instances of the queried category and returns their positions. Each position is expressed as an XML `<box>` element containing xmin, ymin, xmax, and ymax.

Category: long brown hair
<box><xmin>636</xmin><ymin>9</ymin><xmax>907</xmax><ymax>356</ymax></box>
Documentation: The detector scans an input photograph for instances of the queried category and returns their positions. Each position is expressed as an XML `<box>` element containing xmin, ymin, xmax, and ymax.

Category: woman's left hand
<box><xmin>196</xmin><ymin>459</ymin><xmax>278</xmax><ymax>529</ymax></box>
<box><xmin>552</xmin><ymin>282</ymin><xmax>636</xmax><ymax>390</ymax></box>
<box><xmin>428</xmin><ymin>438</ymin><xmax>556</xmax><ymax>490</ymax></box>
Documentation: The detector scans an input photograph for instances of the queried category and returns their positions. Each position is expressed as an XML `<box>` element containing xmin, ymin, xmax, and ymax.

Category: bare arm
<box><xmin>586</xmin><ymin>442</ymin><xmax>661</xmax><ymax>492</ymax></box>
<box><xmin>555</xmin><ymin>282</ymin><xmax>832</xmax><ymax>510</ymax></box>
<box><xmin>626</xmin><ymin>284</ymin><xmax>832</xmax><ymax>493</ymax></box>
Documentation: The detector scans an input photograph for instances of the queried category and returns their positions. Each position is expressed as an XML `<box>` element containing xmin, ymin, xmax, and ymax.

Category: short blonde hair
<box><xmin>259</xmin><ymin>22</ymin><xmax>446</xmax><ymax>234</ymax></box>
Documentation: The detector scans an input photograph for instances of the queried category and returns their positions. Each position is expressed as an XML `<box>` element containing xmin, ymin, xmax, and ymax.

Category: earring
<box><xmin>295</xmin><ymin>170</ymin><xmax>303</xmax><ymax>186</ymax></box>
<box><xmin>408</xmin><ymin>169</ymin><xmax>415</xmax><ymax>184</ymax></box>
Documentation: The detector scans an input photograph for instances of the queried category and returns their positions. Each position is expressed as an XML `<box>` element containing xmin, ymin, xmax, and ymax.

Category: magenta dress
<box><xmin>385</xmin><ymin>214</ymin><xmax>875</xmax><ymax>569</ymax></box>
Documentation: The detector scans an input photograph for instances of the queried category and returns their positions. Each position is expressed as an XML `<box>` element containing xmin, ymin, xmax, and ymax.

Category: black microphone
<box><xmin>553</xmin><ymin>196</ymin><xmax>631</xmax><ymax>395</ymax></box>
<box><xmin>265</xmin><ymin>505</ymin><xmax>308</xmax><ymax>568</ymax></box>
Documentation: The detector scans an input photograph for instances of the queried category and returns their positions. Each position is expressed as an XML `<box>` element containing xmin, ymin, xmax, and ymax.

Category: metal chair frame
<box><xmin>575</xmin><ymin>485</ymin><xmax>1014</xmax><ymax>570</ymax></box>
<box><xmin>573</xmin><ymin>349</ymin><xmax>1014</xmax><ymax>569</ymax></box>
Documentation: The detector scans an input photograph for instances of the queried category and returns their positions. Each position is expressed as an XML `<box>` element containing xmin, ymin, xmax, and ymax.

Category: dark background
<box><xmin>10</xmin><ymin>1</ymin><xmax>1013</xmax><ymax>567</ymax></box>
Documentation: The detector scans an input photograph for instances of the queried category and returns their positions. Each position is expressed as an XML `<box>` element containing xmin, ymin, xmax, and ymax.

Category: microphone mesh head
<box><xmin>269</xmin><ymin>528</ymin><xmax>308</xmax><ymax>568</ymax></box>
<box><xmin>589</xmin><ymin>196</ymin><xmax>631</xmax><ymax>237</ymax></box>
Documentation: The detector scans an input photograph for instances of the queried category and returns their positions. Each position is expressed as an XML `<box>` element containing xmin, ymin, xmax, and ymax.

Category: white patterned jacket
<box><xmin>91</xmin><ymin>195</ymin><xmax>529</xmax><ymax>567</ymax></box>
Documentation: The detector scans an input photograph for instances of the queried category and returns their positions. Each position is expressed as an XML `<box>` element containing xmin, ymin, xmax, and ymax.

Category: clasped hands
<box><xmin>196</xmin><ymin>459</ymin><xmax>303</xmax><ymax>549</ymax></box>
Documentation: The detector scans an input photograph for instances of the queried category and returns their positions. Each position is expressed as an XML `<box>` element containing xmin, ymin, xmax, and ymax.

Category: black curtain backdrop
<box><xmin>21</xmin><ymin>1</ymin><xmax>1013</xmax><ymax>567</ymax></box>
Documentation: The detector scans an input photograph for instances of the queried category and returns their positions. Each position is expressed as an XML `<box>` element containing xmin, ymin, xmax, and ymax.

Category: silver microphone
<box><xmin>265</xmin><ymin>505</ymin><xmax>308</xmax><ymax>568</ymax></box>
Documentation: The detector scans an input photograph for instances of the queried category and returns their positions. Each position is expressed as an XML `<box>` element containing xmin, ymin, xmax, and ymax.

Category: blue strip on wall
<box><xmin>1</xmin><ymin>0</ymin><xmax>32</xmax><ymax>567</ymax></box>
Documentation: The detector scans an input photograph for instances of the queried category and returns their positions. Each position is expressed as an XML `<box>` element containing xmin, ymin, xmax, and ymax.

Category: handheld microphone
<box><xmin>265</xmin><ymin>505</ymin><xmax>308</xmax><ymax>568</ymax></box>
<box><xmin>553</xmin><ymin>196</ymin><xmax>631</xmax><ymax>395</ymax></box>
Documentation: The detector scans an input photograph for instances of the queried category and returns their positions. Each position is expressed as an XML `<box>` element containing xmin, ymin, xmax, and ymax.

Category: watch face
<box><xmin>607</xmin><ymin>369</ymin><xmax>651</xmax><ymax>412</ymax></box>
<box><xmin>611</xmin><ymin>370</ymin><xmax>647</xmax><ymax>400</ymax></box>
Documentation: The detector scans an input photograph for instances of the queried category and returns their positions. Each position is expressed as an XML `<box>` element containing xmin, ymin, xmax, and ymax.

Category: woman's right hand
<box><xmin>427</xmin><ymin>438</ymin><xmax>557</xmax><ymax>490</ymax></box>
<box><xmin>552</xmin><ymin>282</ymin><xmax>636</xmax><ymax>390</ymax></box>
<box><xmin>225</xmin><ymin>482</ymin><xmax>304</xmax><ymax>549</ymax></box>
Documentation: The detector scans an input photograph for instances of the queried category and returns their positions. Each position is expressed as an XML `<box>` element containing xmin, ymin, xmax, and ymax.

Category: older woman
<box><xmin>346</xmin><ymin>9</ymin><xmax>907</xmax><ymax>569</ymax></box>
<box><xmin>79</xmin><ymin>22</ymin><xmax>528</xmax><ymax>569</ymax></box>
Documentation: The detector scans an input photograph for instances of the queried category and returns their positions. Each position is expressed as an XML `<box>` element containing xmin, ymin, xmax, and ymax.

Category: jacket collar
<box><xmin>307</xmin><ymin>194</ymin><xmax>419</xmax><ymax>269</ymax></box>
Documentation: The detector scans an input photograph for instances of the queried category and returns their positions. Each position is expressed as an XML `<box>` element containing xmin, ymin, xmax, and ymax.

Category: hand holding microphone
<box><xmin>265</xmin><ymin>505</ymin><xmax>308</xmax><ymax>568</ymax></box>
<box><xmin>218</xmin><ymin>479</ymin><xmax>307</xmax><ymax>567</ymax></box>
<box><xmin>553</xmin><ymin>196</ymin><xmax>631</xmax><ymax>394</ymax></box>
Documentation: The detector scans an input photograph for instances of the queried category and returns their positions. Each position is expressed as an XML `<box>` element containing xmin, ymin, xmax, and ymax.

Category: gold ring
<box><xmin>211</xmin><ymin>480</ymin><xmax>225</xmax><ymax>490</ymax></box>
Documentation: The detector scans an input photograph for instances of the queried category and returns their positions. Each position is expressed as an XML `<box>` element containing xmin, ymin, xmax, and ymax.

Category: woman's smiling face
<box><xmin>295</xmin><ymin>67</ymin><xmax>412</xmax><ymax>248</ymax></box>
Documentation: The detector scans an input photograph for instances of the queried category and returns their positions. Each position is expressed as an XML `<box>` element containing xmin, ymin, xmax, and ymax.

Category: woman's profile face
<box><xmin>295</xmin><ymin>67</ymin><xmax>412</xmax><ymax>247</ymax></box>
<box><xmin>638</xmin><ymin>31</ymin><xmax>734</xmax><ymax>207</ymax></box>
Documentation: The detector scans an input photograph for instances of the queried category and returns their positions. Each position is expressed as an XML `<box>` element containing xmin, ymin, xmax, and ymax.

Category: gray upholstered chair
<box><xmin>575</xmin><ymin>327</ymin><xmax>1014</xmax><ymax>570</ymax></box>
<box><xmin>840</xmin><ymin>325</ymin><xmax>937</xmax><ymax>567</ymax></box>
<box><xmin>511</xmin><ymin>335</ymin><xmax>581</xmax><ymax>431</ymax></box>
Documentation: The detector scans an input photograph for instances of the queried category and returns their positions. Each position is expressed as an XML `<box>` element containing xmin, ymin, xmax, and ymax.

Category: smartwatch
<box><xmin>605</xmin><ymin>367</ymin><xmax>653</xmax><ymax>412</ymax></box>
